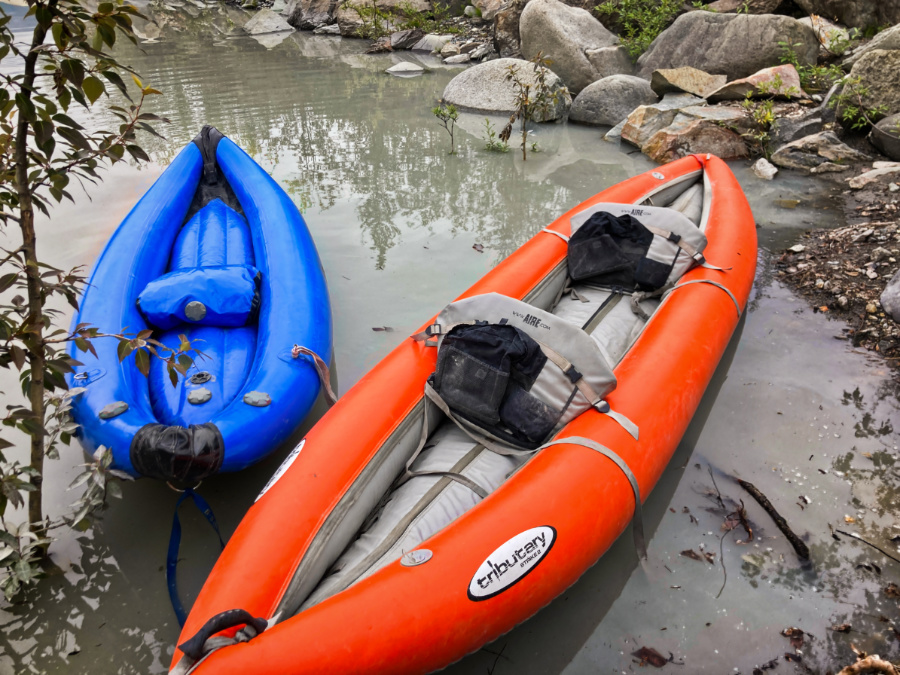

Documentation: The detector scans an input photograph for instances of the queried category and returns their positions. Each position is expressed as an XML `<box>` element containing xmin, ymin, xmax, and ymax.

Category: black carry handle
<box><xmin>177</xmin><ymin>608</ymin><xmax>268</xmax><ymax>661</ymax></box>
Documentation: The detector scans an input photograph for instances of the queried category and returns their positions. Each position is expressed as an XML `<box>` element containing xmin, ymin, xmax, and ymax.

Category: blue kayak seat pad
<box><xmin>137</xmin><ymin>265</ymin><xmax>262</xmax><ymax>331</ymax></box>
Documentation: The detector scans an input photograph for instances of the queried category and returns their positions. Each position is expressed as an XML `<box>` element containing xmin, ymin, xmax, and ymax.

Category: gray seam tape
<box><xmin>665</xmin><ymin>279</ymin><xmax>741</xmax><ymax>317</ymax></box>
<box><xmin>541</xmin><ymin>436</ymin><xmax>647</xmax><ymax>559</ymax></box>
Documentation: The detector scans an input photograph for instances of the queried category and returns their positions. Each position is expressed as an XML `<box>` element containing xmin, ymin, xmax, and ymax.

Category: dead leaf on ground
<box><xmin>681</xmin><ymin>549</ymin><xmax>704</xmax><ymax>562</ymax></box>
<box><xmin>371</xmin><ymin>326</ymin><xmax>395</xmax><ymax>332</ymax></box>
<box><xmin>831</xmin><ymin>624</ymin><xmax>852</xmax><ymax>633</ymax></box>
<box><xmin>631</xmin><ymin>647</ymin><xmax>668</xmax><ymax>668</ymax></box>
<box><xmin>472</xmin><ymin>243</ymin><xmax>484</xmax><ymax>253</ymax></box>
<box><xmin>704</xmin><ymin>552</ymin><xmax>716</xmax><ymax>565</ymax></box>
<box><xmin>885</xmin><ymin>583</ymin><xmax>900</xmax><ymax>599</ymax></box>
<box><xmin>845</xmin><ymin>516</ymin><xmax>857</xmax><ymax>524</ymax></box>
<box><xmin>781</xmin><ymin>627</ymin><xmax>805</xmax><ymax>649</ymax></box>
<box><xmin>784</xmin><ymin>653</ymin><xmax>802</xmax><ymax>663</ymax></box>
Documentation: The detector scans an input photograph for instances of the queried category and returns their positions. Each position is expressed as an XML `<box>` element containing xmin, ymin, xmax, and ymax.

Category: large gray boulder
<box><xmin>793</xmin><ymin>0</ymin><xmax>900</xmax><ymax>30</ymax></box>
<box><xmin>841</xmin><ymin>50</ymin><xmax>900</xmax><ymax>120</ymax></box>
<box><xmin>705</xmin><ymin>0</ymin><xmax>781</xmax><ymax>11</ymax></box>
<box><xmin>636</xmin><ymin>12</ymin><xmax>818</xmax><ymax>81</ymax></box>
<box><xmin>771</xmin><ymin>131</ymin><xmax>871</xmax><ymax>173</ymax></box>
<box><xmin>283</xmin><ymin>0</ymin><xmax>338</xmax><ymax>29</ymax></box>
<box><xmin>619</xmin><ymin>93</ymin><xmax>706</xmax><ymax>147</ymax></box>
<box><xmin>520</xmin><ymin>0</ymin><xmax>628</xmax><ymax>94</ymax></box>
<box><xmin>882</xmin><ymin>268</ymin><xmax>900</xmax><ymax>323</ymax></box>
<box><xmin>441</xmin><ymin>57</ymin><xmax>572</xmax><ymax>121</ymax></box>
<box><xmin>844</xmin><ymin>23</ymin><xmax>900</xmax><ymax>68</ymax></box>
<box><xmin>570</xmin><ymin>75</ymin><xmax>657</xmax><ymax>126</ymax></box>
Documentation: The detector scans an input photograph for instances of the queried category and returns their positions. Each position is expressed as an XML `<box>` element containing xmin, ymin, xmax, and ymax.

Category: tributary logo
<box><xmin>467</xmin><ymin>526</ymin><xmax>556</xmax><ymax>601</ymax></box>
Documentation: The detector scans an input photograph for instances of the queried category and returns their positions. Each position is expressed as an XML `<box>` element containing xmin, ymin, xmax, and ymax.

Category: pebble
<box><xmin>838</xmin><ymin>296</ymin><xmax>849</xmax><ymax>308</ymax></box>
<box><xmin>440</xmin><ymin>42</ymin><xmax>460</xmax><ymax>58</ymax></box>
<box><xmin>815</xmin><ymin>278</ymin><xmax>825</xmax><ymax>289</ymax></box>
<box><xmin>753</xmin><ymin>157</ymin><xmax>778</xmax><ymax>181</ymax></box>
<box><xmin>890</xmin><ymin>183</ymin><xmax>899</xmax><ymax>192</ymax></box>
<box><xmin>867</xmin><ymin>302</ymin><xmax>879</xmax><ymax>314</ymax></box>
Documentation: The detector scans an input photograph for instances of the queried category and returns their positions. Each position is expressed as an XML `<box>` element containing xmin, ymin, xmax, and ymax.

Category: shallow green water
<box><xmin>0</xmin><ymin>5</ymin><xmax>898</xmax><ymax>673</ymax></box>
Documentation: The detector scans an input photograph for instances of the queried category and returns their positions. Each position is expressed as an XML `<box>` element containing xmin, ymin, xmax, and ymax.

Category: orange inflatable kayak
<box><xmin>170</xmin><ymin>154</ymin><xmax>757</xmax><ymax>674</ymax></box>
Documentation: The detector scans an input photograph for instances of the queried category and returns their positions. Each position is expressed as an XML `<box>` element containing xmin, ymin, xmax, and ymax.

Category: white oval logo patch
<box><xmin>468</xmin><ymin>526</ymin><xmax>556</xmax><ymax>601</ymax></box>
<box><xmin>255</xmin><ymin>439</ymin><xmax>305</xmax><ymax>502</ymax></box>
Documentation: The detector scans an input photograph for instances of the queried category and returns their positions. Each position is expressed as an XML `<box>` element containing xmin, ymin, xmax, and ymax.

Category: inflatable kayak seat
<box><xmin>148</xmin><ymin>198</ymin><xmax>259</xmax><ymax>427</ymax></box>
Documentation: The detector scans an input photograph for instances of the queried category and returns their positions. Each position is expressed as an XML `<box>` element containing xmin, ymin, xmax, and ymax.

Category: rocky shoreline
<box><xmin>136</xmin><ymin>0</ymin><xmax>900</xmax><ymax>371</ymax></box>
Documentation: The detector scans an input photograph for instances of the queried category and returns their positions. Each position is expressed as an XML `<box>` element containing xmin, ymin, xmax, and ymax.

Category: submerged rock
<box><xmin>771</xmin><ymin>131</ymin><xmax>871</xmax><ymax>174</ymax></box>
<box><xmin>520</xmin><ymin>0</ymin><xmax>626</xmax><ymax>94</ymax></box>
<box><xmin>870</xmin><ymin>113</ymin><xmax>900</xmax><ymax>162</ymax></box>
<box><xmin>650</xmin><ymin>67</ymin><xmax>726</xmax><ymax>99</ymax></box>
<box><xmin>444</xmin><ymin>53</ymin><xmax>472</xmax><ymax>64</ymax></box>
<box><xmin>243</xmin><ymin>8</ymin><xmax>294</xmax><ymax>34</ymax></box>
<box><xmin>636</xmin><ymin>12</ymin><xmax>818</xmax><ymax>81</ymax></box>
<box><xmin>441</xmin><ymin>57</ymin><xmax>571</xmax><ymax>121</ymax></box>
<box><xmin>570</xmin><ymin>74</ymin><xmax>657</xmax><ymax>127</ymax></box>
<box><xmin>386</xmin><ymin>61</ymin><xmax>426</xmax><ymax>75</ymax></box>
<box><xmin>708</xmin><ymin>64</ymin><xmax>805</xmax><ymax>102</ymax></box>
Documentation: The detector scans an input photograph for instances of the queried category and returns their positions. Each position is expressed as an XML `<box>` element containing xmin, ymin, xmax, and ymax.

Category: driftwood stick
<box><xmin>737</xmin><ymin>479</ymin><xmax>810</xmax><ymax>560</ymax></box>
<box><xmin>837</xmin><ymin>656</ymin><xmax>900</xmax><ymax>675</ymax></box>
<box><xmin>836</xmin><ymin>529</ymin><xmax>900</xmax><ymax>565</ymax></box>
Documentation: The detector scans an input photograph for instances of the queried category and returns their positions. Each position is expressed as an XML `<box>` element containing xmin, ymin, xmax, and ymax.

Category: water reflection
<box><xmin>3</xmin><ymin>5</ymin><xmax>897</xmax><ymax>674</ymax></box>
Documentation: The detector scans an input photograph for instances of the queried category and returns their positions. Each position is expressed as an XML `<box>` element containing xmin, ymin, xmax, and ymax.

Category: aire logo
<box><xmin>467</xmin><ymin>526</ymin><xmax>557</xmax><ymax>601</ymax></box>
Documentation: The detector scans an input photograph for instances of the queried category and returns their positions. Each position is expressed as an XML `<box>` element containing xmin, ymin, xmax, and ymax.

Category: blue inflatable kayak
<box><xmin>67</xmin><ymin>126</ymin><xmax>333</xmax><ymax>483</ymax></box>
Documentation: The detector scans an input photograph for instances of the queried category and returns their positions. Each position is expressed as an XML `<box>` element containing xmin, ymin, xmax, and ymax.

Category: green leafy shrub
<box><xmin>595</xmin><ymin>0</ymin><xmax>684</xmax><ymax>60</ymax></box>
<box><xmin>482</xmin><ymin>118</ymin><xmax>509</xmax><ymax>152</ymax></box>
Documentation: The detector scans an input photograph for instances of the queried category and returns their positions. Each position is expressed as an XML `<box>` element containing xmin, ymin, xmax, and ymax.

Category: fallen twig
<box><xmin>836</xmin><ymin>529</ymin><xmax>900</xmax><ymax>565</ymax></box>
<box><xmin>737</xmin><ymin>479</ymin><xmax>810</xmax><ymax>560</ymax></box>
<box><xmin>837</xmin><ymin>655</ymin><xmax>900</xmax><ymax>675</ymax></box>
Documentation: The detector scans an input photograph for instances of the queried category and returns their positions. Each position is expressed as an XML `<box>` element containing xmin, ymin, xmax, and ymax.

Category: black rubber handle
<box><xmin>178</xmin><ymin>608</ymin><xmax>267</xmax><ymax>661</ymax></box>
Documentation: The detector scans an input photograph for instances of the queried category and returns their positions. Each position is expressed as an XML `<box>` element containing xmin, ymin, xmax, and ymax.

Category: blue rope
<box><xmin>167</xmin><ymin>488</ymin><xmax>226</xmax><ymax>627</ymax></box>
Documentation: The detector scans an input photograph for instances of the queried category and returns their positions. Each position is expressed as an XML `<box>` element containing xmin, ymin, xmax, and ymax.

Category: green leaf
<box><xmin>82</xmin><ymin>76</ymin><xmax>104</xmax><ymax>104</ymax></box>
<box><xmin>60</xmin><ymin>59</ymin><xmax>85</xmax><ymax>87</ymax></box>
<box><xmin>107</xmin><ymin>481</ymin><xmax>122</xmax><ymax>499</ymax></box>
<box><xmin>134</xmin><ymin>348</ymin><xmax>149</xmax><ymax>376</ymax></box>
<box><xmin>0</xmin><ymin>273</ymin><xmax>18</xmax><ymax>293</ymax></box>
<box><xmin>14</xmin><ymin>93</ymin><xmax>36</xmax><ymax>123</ymax></box>
<box><xmin>116</xmin><ymin>339</ymin><xmax>134</xmax><ymax>363</ymax></box>
<box><xmin>9</xmin><ymin>346</ymin><xmax>25</xmax><ymax>372</ymax></box>
<box><xmin>168</xmin><ymin>365</ymin><xmax>178</xmax><ymax>388</ymax></box>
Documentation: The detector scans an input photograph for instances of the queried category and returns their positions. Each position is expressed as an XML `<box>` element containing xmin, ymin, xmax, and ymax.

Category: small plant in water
<box><xmin>342</xmin><ymin>0</ymin><xmax>392</xmax><ymax>39</ymax></box>
<box><xmin>433</xmin><ymin>101</ymin><xmax>459</xmax><ymax>155</ymax></box>
<box><xmin>740</xmin><ymin>91</ymin><xmax>776</xmax><ymax>158</ymax></box>
<box><xmin>482</xmin><ymin>118</ymin><xmax>509</xmax><ymax>152</ymax></box>
<box><xmin>499</xmin><ymin>53</ymin><xmax>565</xmax><ymax>161</ymax></box>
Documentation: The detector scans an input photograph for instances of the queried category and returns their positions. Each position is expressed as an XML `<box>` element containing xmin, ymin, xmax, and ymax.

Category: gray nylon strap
<box><xmin>291</xmin><ymin>345</ymin><xmax>338</xmax><ymax>406</ymax></box>
<box><xmin>424</xmin><ymin>383</ymin><xmax>535</xmax><ymax>458</ymax></box>
<box><xmin>541</xmin><ymin>436</ymin><xmax>647</xmax><ymax>559</ymax></box>
<box><xmin>404</xmin><ymin>469</ymin><xmax>490</xmax><ymax>499</ymax></box>
<box><xmin>663</xmin><ymin>279</ymin><xmax>741</xmax><ymax>317</ymax></box>
<box><xmin>643</xmin><ymin>224</ymin><xmax>702</xmax><ymax>260</ymax></box>
<box><xmin>601</xmin><ymin>408</ymin><xmax>639</xmax><ymax>441</ymax></box>
<box><xmin>541</xmin><ymin>227</ymin><xmax>570</xmax><ymax>242</ymax></box>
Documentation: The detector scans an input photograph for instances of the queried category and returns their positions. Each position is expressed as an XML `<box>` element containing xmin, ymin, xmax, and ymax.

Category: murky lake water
<box><xmin>1</xmin><ymin>3</ymin><xmax>898</xmax><ymax>673</ymax></box>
